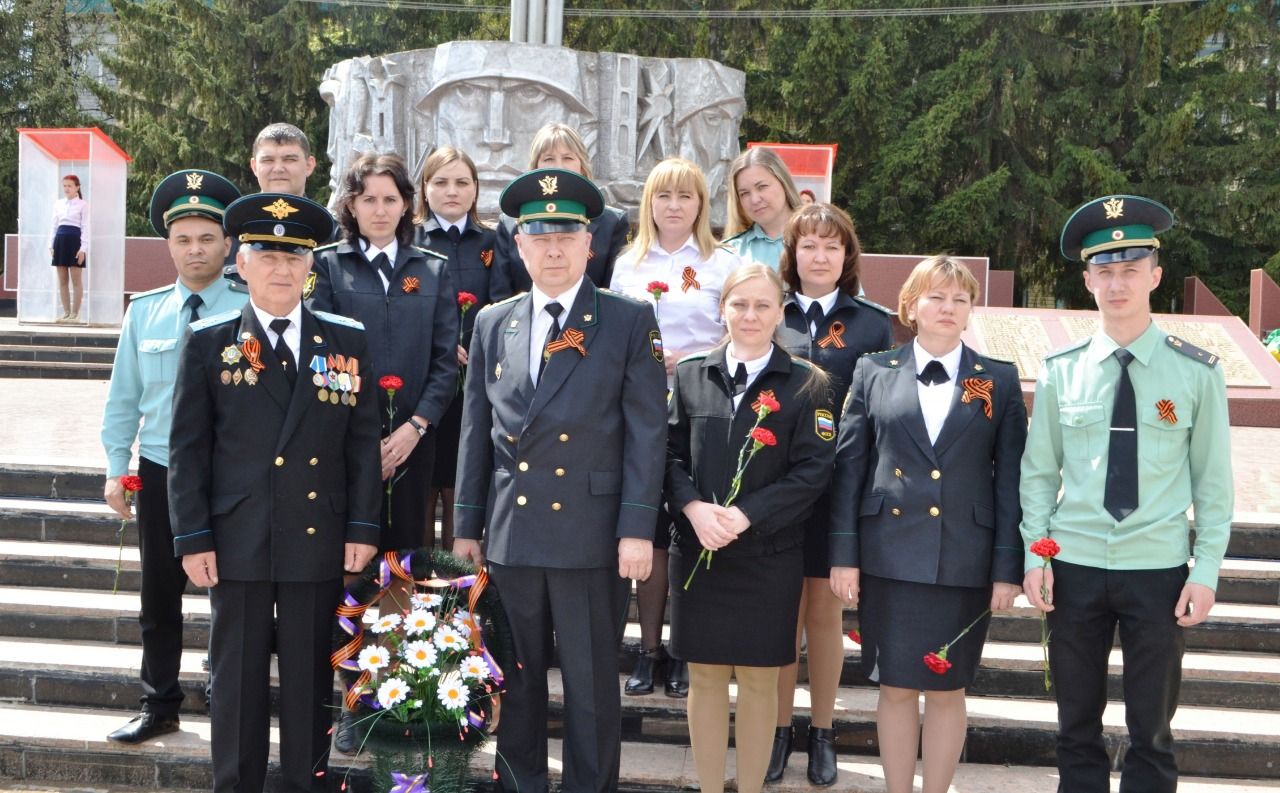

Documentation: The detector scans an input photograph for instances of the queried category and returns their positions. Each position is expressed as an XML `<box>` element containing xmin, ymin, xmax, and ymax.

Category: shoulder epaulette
<box><xmin>478</xmin><ymin>292</ymin><xmax>525</xmax><ymax>313</ymax></box>
<box><xmin>1165</xmin><ymin>334</ymin><xmax>1220</xmax><ymax>367</ymax></box>
<box><xmin>867</xmin><ymin>347</ymin><xmax>909</xmax><ymax>368</ymax></box>
<box><xmin>412</xmin><ymin>245</ymin><xmax>449</xmax><ymax>261</ymax></box>
<box><xmin>228</xmin><ymin>281</ymin><xmax>249</xmax><ymax>294</ymax></box>
<box><xmin>852</xmin><ymin>295</ymin><xmax>894</xmax><ymax>315</ymax></box>
<box><xmin>1044</xmin><ymin>337</ymin><xmax>1091</xmax><ymax>360</ymax></box>
<box><xmin>312</xmin><ymin>241</ymin><xmax>341</xmax><ymax>253</ymax></box>
<box><xmin>129</xmin><ymin>284</ymin><xmax>176</xmax><ymax>301</ymax></box>
<box><xmin>790</xmin><ymin>356</ymin><xmax>814</xmax><ymax>370</ymax></box>
<box><xmin>313</xmin><ymin>310</ymin><xmax>366</xmax><ymax>331</ymax></box>
<box><xmin>189</xmin><ymin>310</ymin><xmax>240</xmax><ymax>332</ymax></box>
<box><xmin>677</xmin><ymin>350</ymin><xmax>711</xmax><ymax>365</ymax></box>
<box><xmin>598</xmin><ymin>287</ymin><xmax>647</xmax><ymax>307</ymax></box>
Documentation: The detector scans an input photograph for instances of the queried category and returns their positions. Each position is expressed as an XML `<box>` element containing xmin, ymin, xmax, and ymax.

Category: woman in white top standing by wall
<box><xmin>609</xmin><ymin>156</ymin><xmax>742</xmax><ymax>699</ymax></box>
<box><xmin>49</xmin><ymin>174</ymin><xmax>88</xmax><ymax>322</ymax></box>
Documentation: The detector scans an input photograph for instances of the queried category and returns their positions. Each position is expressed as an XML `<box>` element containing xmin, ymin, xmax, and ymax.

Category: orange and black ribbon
<box><xmin>480</xmin><ymin>249</ymin><xmax>494</xmax><ymax>268</ymax></box>
<box><xmin>1156</xmin><ymin>398</ymin><xmax>1177</xmax><ymax>424</ymax></box>
<box><xmin>751</xmin><ymin>389</ymin><xmax>777</xmax><ymax>413</ymax></box>
<box><xmin>545</xmin><ymin>327</ymin><xmax>587</xmax><ymax>359</ymax></box>
<box><xmin>817</xmin><ymin>321</ymin><xmax>846</xmax><ymax>349</ymax></box>
<box><xmin>240</xmin><ymin>336</ymin><xmax>266</xmax><ymax>372</ymax></box>
<box><xmin>402</xmin><ymin>276</ymin><xmax>420</xmax><ymax>293</ymax></box>
<box><xmin>960</xmin><ymin>377</ymin><xmax>994</xmax><ymax>419</ymax></box>
<box><xmin>681</xmin><ymin>265</ymin><xmax>700</xmax><ymax>292</ymax></box>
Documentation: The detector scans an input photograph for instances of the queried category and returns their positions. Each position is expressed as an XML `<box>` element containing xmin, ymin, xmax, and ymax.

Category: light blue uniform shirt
<box><xmin>724</xmin><ymin>223</ymin><xmax>784</xmax><ymax>271</ymax></box>
<box><xmin>101</xmin><ymin>278</ymin><xmax>247</xmax><ymax>476</ymax></box>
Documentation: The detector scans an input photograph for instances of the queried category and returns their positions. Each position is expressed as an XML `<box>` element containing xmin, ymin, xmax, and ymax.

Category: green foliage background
<box><xmin>3</xmin><ymin>0</ymin><xmax>1278</xmax><ymax>314</ymax></box>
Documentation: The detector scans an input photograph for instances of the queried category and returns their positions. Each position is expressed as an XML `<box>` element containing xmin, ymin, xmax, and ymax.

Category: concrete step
<box><xmin>0</xmin><ymin>344</ymin><xmax>116</xmax><ymax>365</ymax></box>
<box><xmin>0</xmin><ymin>465</ymin><xmax>105</xmax><ymax>501</ymax></box>
<box><xmin>0</xmin><ymin>326</ymin><xmax>120</xmax><ymax>349</ymax></box>
<box><xmin>4</xmin><ymin>705</ymin><xmax>1272</xmax><ymax>793</ymax></box>
<box><xmin>0</xmin><ymin>360</ymin><xmax>114</xmax><ymax>379</ymax></box>
<box><xmin>0</xmin><ymin>498</ymin><xmax>133</xmax><ymax>546</ymax></box>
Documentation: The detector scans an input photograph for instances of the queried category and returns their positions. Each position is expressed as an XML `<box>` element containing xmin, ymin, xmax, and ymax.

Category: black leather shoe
<box><xmin>625</xmin><ymin>646</ymin><xmax>668</xmax><ymax>696</ymax></box>
<box><xmin>807</xmin><ymin>726</ymin><xmax>838</xmax><ymax>786</ymax></box>
<box><xmin>334</xmin><ymin>711</ymin><xmax>361</xmax><ymax>755</ymax></box>
<box><xmin>107</xmin><ymin>712</ymin><xmax>180</xmax><ymax>744</ymax></box>
<box><xmin>664</xmin><ymin>658</ymin><xmax>688</xmax><ymax>698</ymax></box>
<box><xmin>765</xmin><ymin>725</ymin><xmax>794</xmax><ymax>783</ymax></box>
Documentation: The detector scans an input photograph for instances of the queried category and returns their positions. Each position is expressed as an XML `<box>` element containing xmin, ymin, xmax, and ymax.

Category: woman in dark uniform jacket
<box><xmin>492</xmin><ymin>122</ymin><xmax>630</xmax><ymax>291</ymax></box>
<box><xmin>828</xmin><ymin>256</ymin><xmax>1026</xmax><ymax>793</ymax></box>
<box><xmin>769</xmin><ymin>204</ymin><xmax>894</xmax><ymax>786</ymax></box>
<box><xmin>413</xmin><ymin>146</ymin><xmax>509</xmax><ymax>551</ymax></box>
<box><xmin>666</xmin><ymin>264</ymin><xmax>836</xmax><ymax>793</ymax></box>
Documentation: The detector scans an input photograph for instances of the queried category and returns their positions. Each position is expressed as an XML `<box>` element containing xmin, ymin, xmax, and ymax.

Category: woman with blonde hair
<box><xmin>721</xmin><ymin>147</ymin><xmax>803</xmax><ymax>272</ymax></box>
<box><xmin>666</xmin><ymin>263</ymin><xmax>835</xmax><ymax>793</ymax></box>
<box><xmin>413</xmin><ymin>146</ymin><xmax>510</xmax><ymax>552</ymax></box>
<box><xmin>609</xmin><ymin>157</ymin><xmax>741</xmax><ymax>698</ymax></box>
<box><xmin>768</xmin><ymin>203</ymin><xmax>894</xmax><ymax>785</ymax></box>
<box><xmin>493</xmin><ymin>122</ymin><xmax>630</xmax><ymax>291</ymax></box>
<box><xmin>829</xmin><ymin>256</ymin><xmax>1026</xmax><ymax>793</ymax></box>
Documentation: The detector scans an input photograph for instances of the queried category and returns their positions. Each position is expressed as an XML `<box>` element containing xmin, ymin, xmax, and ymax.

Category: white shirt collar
<box><xmin>250</xmin><ymin>299</ymin><xmax>302</xmax><ymax>336</ymax></box>
<box><xmin>651</xmin><ymin>235</ymin><xmax>700</xmax><ymax>257</ymax></box>
<box><xmin>795</xmin><ymin>289</ymin><xmax>840</xmax><ymax>316</ymax></box>
<box><xmin>434</xmin><ymin>213</ymin><xmax>467</xmax><ymax>235</ymax></box>
<box><xmin>725</xmin><ymin>343</ymin><xmax>774</xmax><ymax>380</ymax></box>
<box><xmin>360</xmin><ymin>237</ymin><xmax>399</xmax><ymax>264</ymax></box>
<box><xmin>913</xmin><ymin>338</ymin><xmax>963</xmax><ymax>380</ymax></box>
<box><xmin>530</xmin><ymin>277</ymin><xmax>586</xmax><ymax>319</ymax></box>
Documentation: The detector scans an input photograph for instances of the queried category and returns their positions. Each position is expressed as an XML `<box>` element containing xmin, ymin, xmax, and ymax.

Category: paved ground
<box><xmin>6</xmin><ymin>377</ymin><xmax>1277</xmax><ymax>516</ymax></box>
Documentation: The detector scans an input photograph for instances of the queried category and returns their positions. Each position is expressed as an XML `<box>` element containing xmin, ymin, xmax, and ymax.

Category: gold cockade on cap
<box><xmin>263</xmin><ymin>199</ymin><xmax>299</xmax><ymax>220</ymax></box>
<box><xmin>1102</xmin><ymin>197</ymin><xmax>1125</xmax><ymax>220</ymax></box>
<box><xmin>186</xmin><ymin>172</ymin><xmax>204</xmax><ymax>190</ymax></box>
<box><xmin>539</xmin><ymin>175</ymin><xmax>558</xmax><ymax>196</ymax></box>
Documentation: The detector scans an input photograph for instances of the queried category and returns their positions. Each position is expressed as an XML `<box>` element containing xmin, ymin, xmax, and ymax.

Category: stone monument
<box><xmin>320</xmin><ymin>41</ymin><xmax>746</xmax><ymax>224</ymax></box>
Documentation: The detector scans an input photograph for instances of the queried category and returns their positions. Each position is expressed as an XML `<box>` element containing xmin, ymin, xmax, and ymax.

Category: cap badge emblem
<box><xmin>1103</xmin><ymin>197</ymin><xmax>1125</xmax><ymax>220</ymax></box>
<box><xmin>186</xmin><ymin>172</ymin><xmax>203</xmax><ymax>190</ymax></box>
<box><xmin>188</xmin><ymin>196</ymin><xmax>200</xmax><ymax>204</ymax></box>
<box><xmin>545</xmin><ymin>202</ymin><xmax>557</xmax><ymax>213</ymax></box>
<box><xmin>1112</xmin><ymin>229</ymin><xmax>1124</xmax><ymax>240</ymax></box>
<box><xmin>264</xmin><ymin>198</ymin><xmax>299</xmax><ymax>220</ymax></box>
<box><xmin>273</xmin><ymin>224</ymin><xmax>286</xmax><ymax>236</ymax></box>
<box><xmin>539</xmin><ymin>175</ymin><xmax>558</xmax><ymax>196</ymax></box>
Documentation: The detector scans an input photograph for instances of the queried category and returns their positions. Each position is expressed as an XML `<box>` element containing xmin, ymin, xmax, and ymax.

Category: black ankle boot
<box><xmin>625</xmin><ymin>646</ymin><xmax>668</xmax><ymax>696</ymax></box>
<box><xmin>665</xmin><ymin>657</ymin><xmax>688</xmax><ymax>698</ymax></box>
<box><xmin>806</xmin><ymin>726</ymin><xmax>838</xmax><ymax>786</ymax></box>
<box><xmin>765</xmin><ymin>724</ymin><xmax>794</xmax><ymax>783</ymax></box>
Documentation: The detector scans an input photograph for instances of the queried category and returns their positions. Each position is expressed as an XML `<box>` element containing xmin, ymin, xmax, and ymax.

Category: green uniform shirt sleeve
<box><xmin>1019</xmin><ymin>364</ymin><xmax>1063</xmax><ymax>573</ymax></box>
<box><xmin>1185</xmin><ymin>363</ymin><xmax>1233</xmax><ymax>589</ymax></box>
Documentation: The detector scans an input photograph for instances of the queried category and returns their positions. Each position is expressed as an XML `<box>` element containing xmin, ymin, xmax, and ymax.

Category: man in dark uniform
<box><xmin>452</xmin><ymin>168</ymin><xmax>668</xmax><ymax>793</ymax></box>
<box><xmin>168</xmin><ymin>193</ymin><xmax>381</xmax><ymax>793</ymax></box>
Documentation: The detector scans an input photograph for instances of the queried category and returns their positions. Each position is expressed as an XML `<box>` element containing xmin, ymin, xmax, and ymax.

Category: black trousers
<box><xmin>209</xmin><ymin>579</ymin><xmax>341</xmax><ymax>793</ymax></box>
<box><xmin>488</xmin><ymin>563</ymin><xmax>630</xmax><ymax>793</ymax></box>
<box><xmin>135</xmin><ymin>457</ymin><xmax>188</xmax><ymax>716</ymax></box>
<box><xmin>1048</xmin><ymin>560</ymin><xmax>1188</xmax><ymax>793</ymax></box>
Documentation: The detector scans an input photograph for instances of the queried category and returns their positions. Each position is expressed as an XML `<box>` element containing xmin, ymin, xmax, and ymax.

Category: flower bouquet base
<box><xmin>364</xmin><ymin>717</ymin><xmax>486</xmax><ymax>793</ymax></box>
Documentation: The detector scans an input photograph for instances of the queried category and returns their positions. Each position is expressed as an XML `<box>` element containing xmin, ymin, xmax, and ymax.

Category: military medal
<box><xmin>329</xmin><ymin>390</ymin><xmax>340</xmax><ymax>404</ymax></box>
<box><xmin>317</xmin><ymin>389</ymin><xmax>328</xmax><ymax>402</ymax></box>
<box><xmin>340</xmin><ymin>392</ymin><xmax>350</xmax><ymax>405</ymax></box>
<box><xmin>244</xmin><ymin>368</ymin><xmax>259</xmax><ymax>386</ymax></box>
<box><xmin>220</xmin><ymin>345</ymin><xmax>242</xmax><ymax>365</ymax></box>
<box><xmin>313</xmin><ymin>373</ymin><xmax>326</xmax><ymax>387</ymax></box>
<box><xmin>220</xmin><ymin>370</ymin><xmax>232</xmax><ymax>385</ymax></box>
<box><xmin>232</xmin><ymin>369</ymin><xmax>243</xmax><ymax>386</ymax></box>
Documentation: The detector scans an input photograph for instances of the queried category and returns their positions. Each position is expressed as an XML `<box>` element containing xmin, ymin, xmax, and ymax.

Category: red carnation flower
<box><xmin>923</xmin><ymin>651</ymin><xmax>952</xmax><ymax>675</ymax></box>
<box><xmin>756</xmin><ymin>393</ymin><xmax>781</xmax><ymax>414</ymax></box>
<box><xmin>750</xmin><ymin>427</ymin><xmax>777</xmax><ymax>447</ymax></box>
<box><xmin>1029</xmin><ymin>538</ymin><xmax>1061</xmax><ymax>560</ymax></box>
<box><xmin>457</xmin><ymin>291</ymin><xmax>478</xmax><ymax>310</ymax></box>
<box><xmin>647</xmin><ymin>281</ymin><xmax>669</xmax><ymax>299</ymax></box>
<box><xmin>847</xmin><ymin>629</ymin><xmax>861</xmax><ymax>645</ymax></box>
<box><xmin>379</xmin><ymin>375</ymin><xmax>404</xmax><ymax>392</ymax></box>
<box><xmin>120</xmin><ymin>475</ymin><xmax>144</xmax><ymax>493</ymax></box>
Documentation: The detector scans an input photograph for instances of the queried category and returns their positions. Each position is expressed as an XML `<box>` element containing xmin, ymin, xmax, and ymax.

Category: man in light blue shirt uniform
<box><xmin>100</xmin><ymin>169</ymin><xmax>244</xmax><ymax>743</ymax></box>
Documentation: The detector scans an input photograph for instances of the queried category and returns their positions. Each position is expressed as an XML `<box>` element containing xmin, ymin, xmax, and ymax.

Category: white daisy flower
<box><xmin>377</xmin><ymin>677</ymin><xmax>409</xmax><ymax>709</ymax></box>
<box><xmin>370</xmin><ymin>614</ymin><xmax>403</xmax><ymax>634</ymax></box>
<box><xmin>357</xmin><ymin>645</ymin><xmax>390</xmax><ymax>673</ymax></box>
<box><xmin>459</xmin><ymin>655</ymin><xmax>491</xmax><ymax>680</ymax></box>
<box><xmin>412</xmin><ymin>592</ymin><xmax>444</xmax><ymax>610</ymax></box>
<box><xmin>452</xmin><ymin>616</ymin><xmax>473</xmax><ymax>638</ymax></box>
<box><xmin>436</xmin><ymin>672</ymin><xmax>469</xmax><ymax>709</ymax></box>
<box><xmin>403</xmin><ymin>610</ymin><xmax>437</xmax><ymax>636</ymax></box>
<box><xmin>402</xmin><ymin>640</ymin><xmax>438</xmax><ymax>669</ymax></box>
<box><xmin>433</xmin><ymin>625</ymin><xmax>466</xmax><ymax>652</ymax></box>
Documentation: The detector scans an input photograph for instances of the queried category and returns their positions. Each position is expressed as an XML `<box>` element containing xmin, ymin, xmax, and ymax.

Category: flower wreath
<box><xmin>330</xmin><ymin>548</ymin><xmax>516</xmax><ymax>740</ymax></box>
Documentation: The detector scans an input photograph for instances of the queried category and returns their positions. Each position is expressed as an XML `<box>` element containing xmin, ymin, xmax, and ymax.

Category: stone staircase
<box><xmin>0</xmin><ymin>326</ymin><xmax>118</xmax><ymax>379</ymax></box>
<box><xmin>0</xmin><ymin>463</ymin><xmax>1277</xmax><ymax>792</ymax></box>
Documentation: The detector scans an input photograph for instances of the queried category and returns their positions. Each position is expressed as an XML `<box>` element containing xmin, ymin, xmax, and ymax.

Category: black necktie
<box><xmin>184</xmin><ymin>293</ymin><xmax>203</xmax><ymax>322</ymax></box>
<box><xmin>918</xmin><ymin>360</ymin><xmax>949</xmax><ymax>386</ymax></box>
<box><xmin>537</xmin><ymin>301</ymin><xmax>564</xmax><ymax>383</ymax></box>
<box><xmin>269</xmin><ymin>318</ymin><xmax>297</xmax><ymax>388</ymax></box>
<box><xmin>805</xmin><ymin>302</ymin><xmax>824</xmax><ymax>336</ymax></box>
<box><xmin>1105</xmin><ymin>349</ymin><xmax>1139</xmax><ymax>521</ymax></box>
<box><xmin>731</xmin><ymin>362</ymin><xmax>748</xmax><ymax>397</ymax></box>
<box><xmin>371</xmin><ymin>251</ymin><xmax>393</xmax><ymax>283</ymax></box>
<box><xmin>447</xmin><ymin>226</ymin><xmax>462</xmax><ymax>245</ymax></box>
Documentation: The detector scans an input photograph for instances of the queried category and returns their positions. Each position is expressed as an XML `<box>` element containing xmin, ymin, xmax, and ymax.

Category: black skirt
<box><xmin>51</xmin><ymin>225</ymin><xmax>83</xmax><ymax>267</ymax></box>
<box><xmin>858</xmin><ymin>573</ymin><xmax>991</xmax><ymax>691</ymax></box>
<box><xmin>669</xmin><ymin>544</ymin><xmax>804</xmax><ymax>667</ymax></box>
<box><xmin>431</xmin><ymin>390</ymin><xmax>463</xmax><ymax>488</ymax></box>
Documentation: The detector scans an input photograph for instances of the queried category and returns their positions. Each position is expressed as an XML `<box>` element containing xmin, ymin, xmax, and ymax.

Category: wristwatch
<box><xmin>407</xmin><ymin>417</ymin><xmax>428</xmax><ymax>437</ymax></box>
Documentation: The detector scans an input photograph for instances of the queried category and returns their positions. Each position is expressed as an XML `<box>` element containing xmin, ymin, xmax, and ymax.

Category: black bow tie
<box><xmin>731</xmin><ymin>362</ymin><xmax>748</xmax><ymax>397</ymax></box>
<box><xmin>805</xmin><ymin>301</ymin><xmax>824</xmax><ymax>329</ymax></box>
<box><xmin>918</xmin><ymin>360</ymin><xmax>950</xmax><ymax>386</ymax></box>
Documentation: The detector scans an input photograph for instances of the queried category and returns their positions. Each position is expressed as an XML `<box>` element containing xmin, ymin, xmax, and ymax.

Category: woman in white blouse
<box><xmin>49</xmin><ymin>174</ymin><xmax>88</xmax><ymax>322</ymax></box>
<box><xmin>610</xmin><ymin>156</ymin><xmax>742</xmax><ymax>699</ymax></box>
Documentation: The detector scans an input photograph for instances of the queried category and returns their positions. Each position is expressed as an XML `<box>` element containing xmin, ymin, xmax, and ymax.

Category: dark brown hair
<box><xmin>253</xmin><ymin>122</ymin><xmax>311</xmax><ymax>157</ymax></box>
<box><xmin>337</xmin><ymin>153</ymin><xmax>416</xmax><ymax>246</ymax></box>
<box><xmin>779</xmin><ymin>203</ymin><xmax>862</xmax><ymax>296</ymax></box>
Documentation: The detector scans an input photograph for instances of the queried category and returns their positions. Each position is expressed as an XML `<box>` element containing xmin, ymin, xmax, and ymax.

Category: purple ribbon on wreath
<box><xmin>389</xmin><ymin>771</ymin><xmax>429</xmax><ymax>793</ymax></box>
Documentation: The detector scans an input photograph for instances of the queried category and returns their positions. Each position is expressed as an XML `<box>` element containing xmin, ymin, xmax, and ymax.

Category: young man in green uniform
<box><xmin>1020</xmin><ymin>195</ymin><xmax>1233</xmax><ymax>792</ymax></box>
